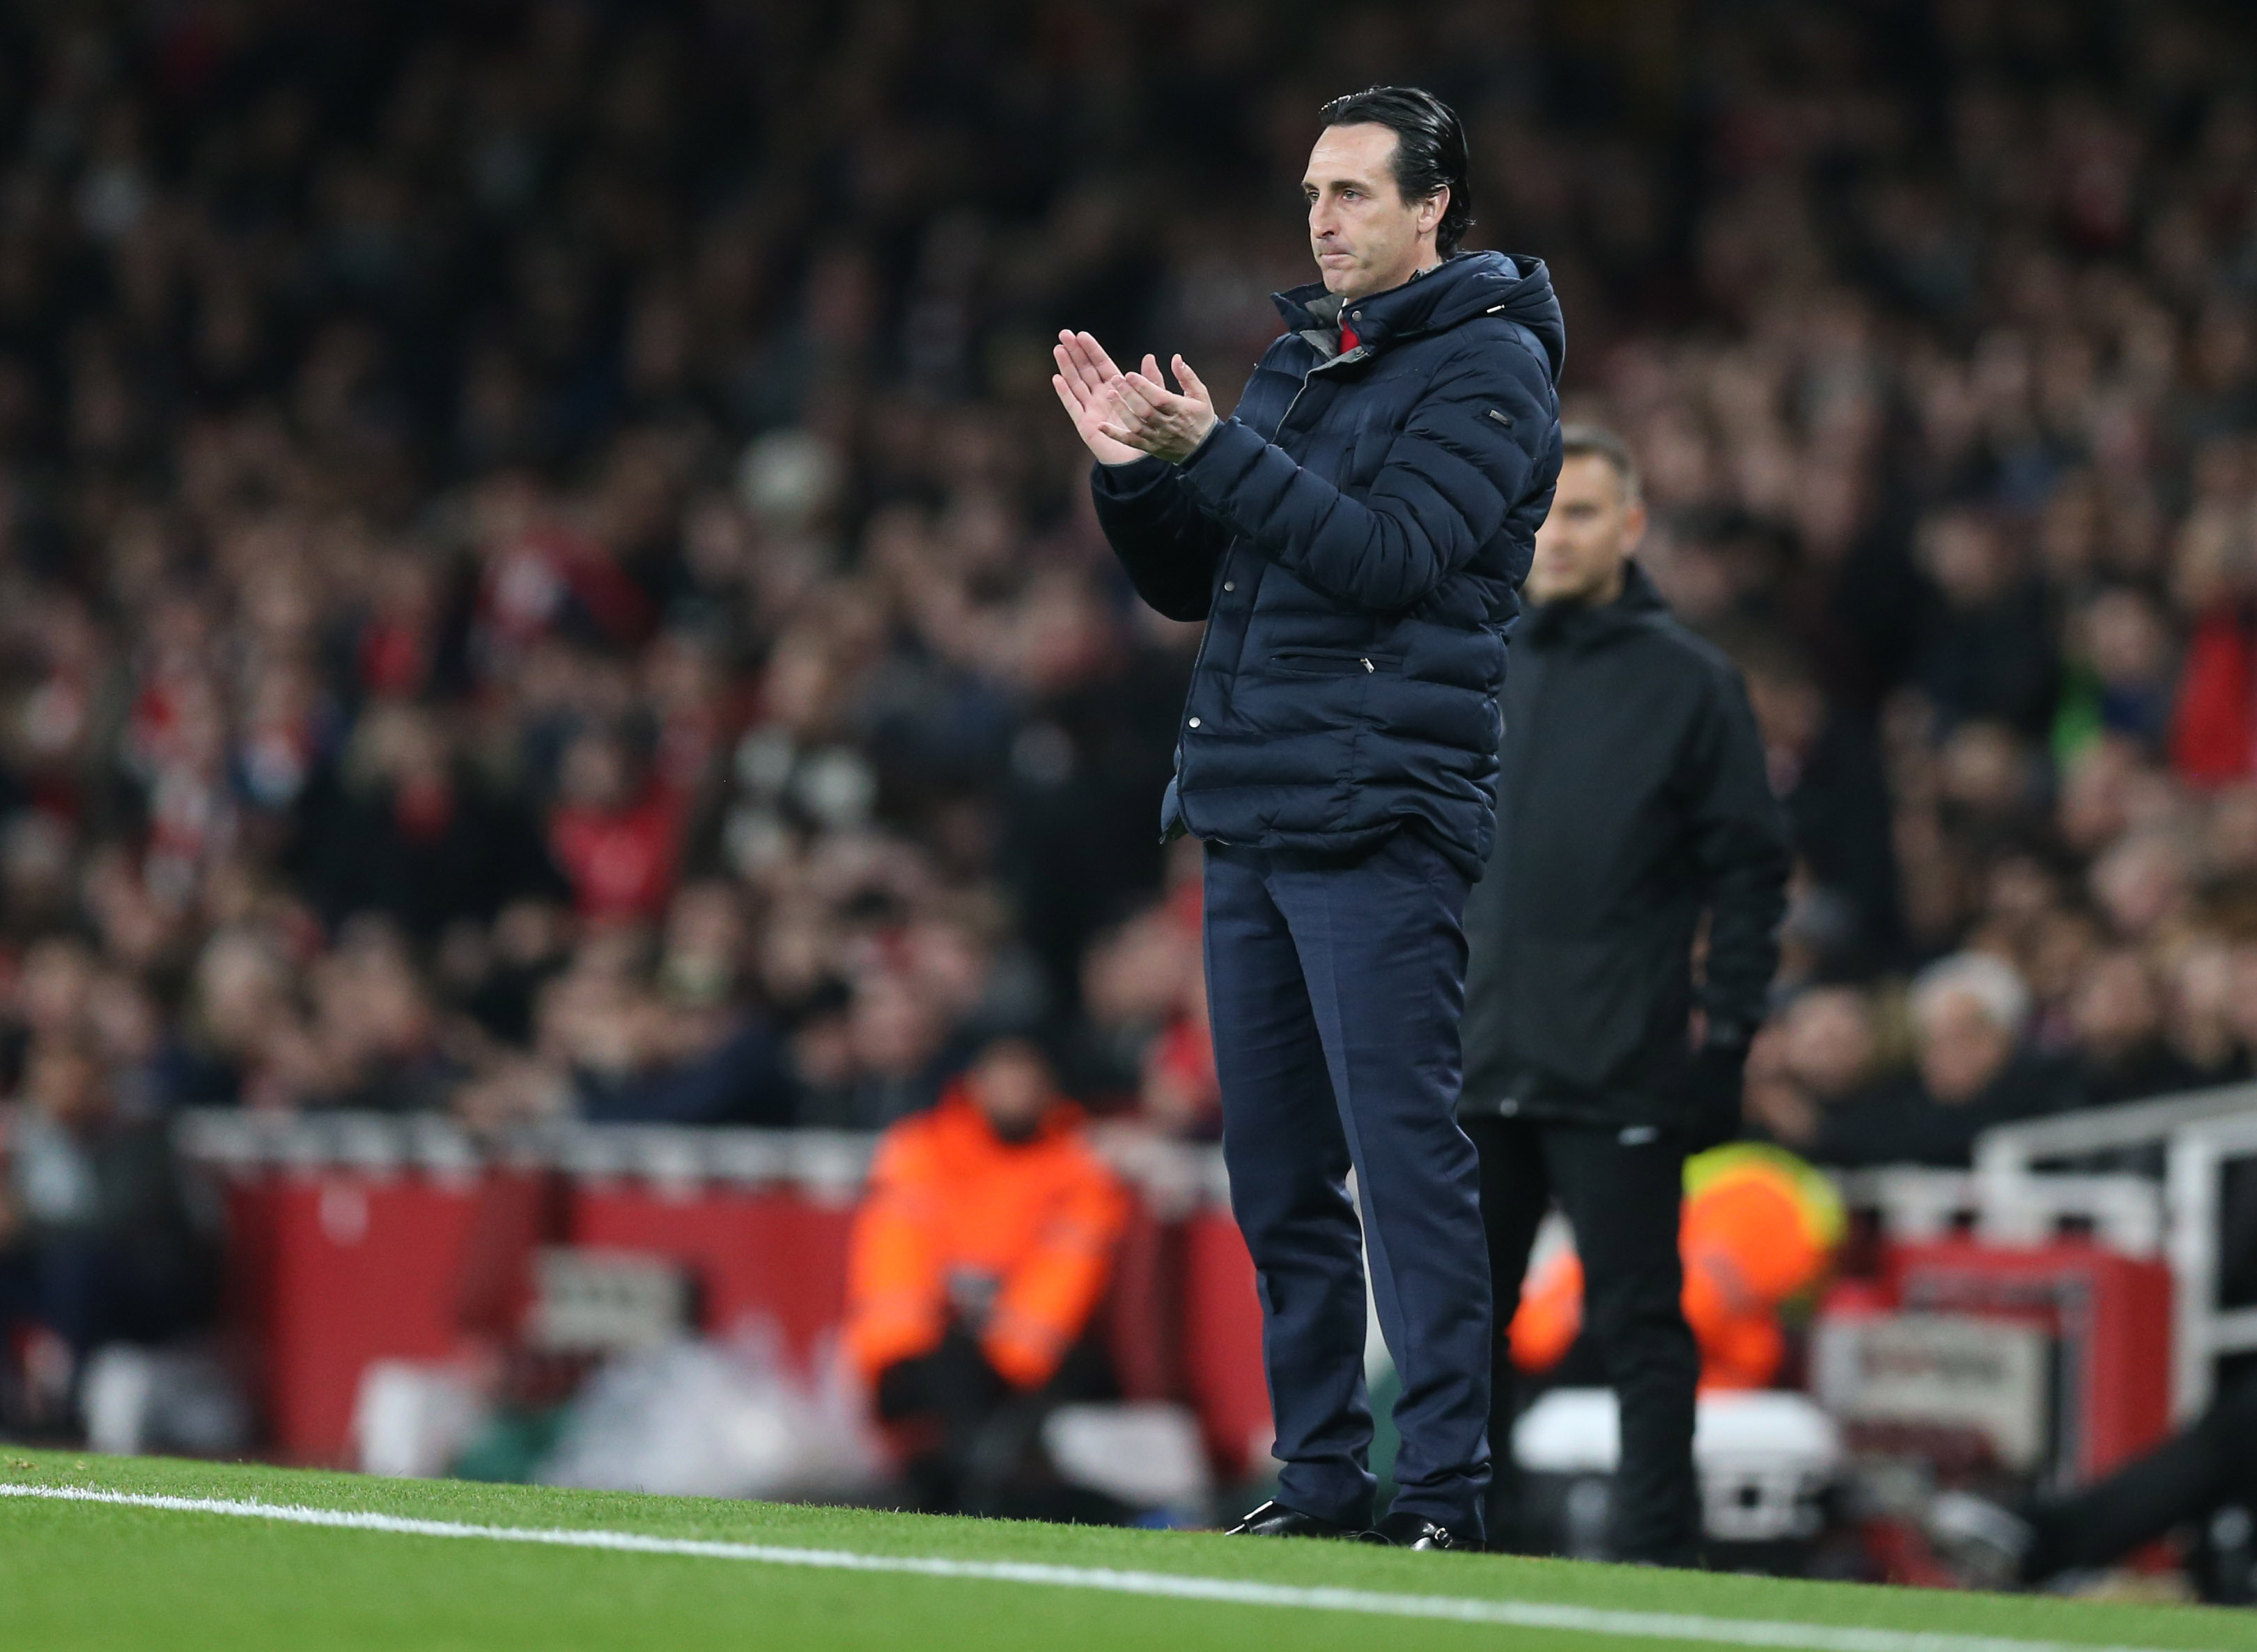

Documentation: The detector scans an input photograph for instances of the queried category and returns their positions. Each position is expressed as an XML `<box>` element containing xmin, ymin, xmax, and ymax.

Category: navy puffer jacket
<box><xmin>1091</xmin><ymin>249</ymin><xmax>1565</xmax><ymax>877</ymax></box>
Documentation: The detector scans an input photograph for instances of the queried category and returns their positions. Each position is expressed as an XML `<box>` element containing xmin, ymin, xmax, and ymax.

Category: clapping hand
<box><xmin>1053</xmin><ymin>332</ymin><xmax>1219</xmax><ymax>465</ymax></box>
<box><xmin>1053</xmin><ymin>332</ymin><xmax>1142</xmax><ymax>465</ymax></box>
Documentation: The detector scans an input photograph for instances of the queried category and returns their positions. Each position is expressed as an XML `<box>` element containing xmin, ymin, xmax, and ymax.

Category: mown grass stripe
<box><xmin>0</xmin><ymin>1482</ymin><xmax>2192</xmax><ymax>1652</ymax></box>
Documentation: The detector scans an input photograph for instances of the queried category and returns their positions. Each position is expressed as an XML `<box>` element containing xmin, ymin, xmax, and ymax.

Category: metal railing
<box><xmin>1973</xmin><ymin>1081</ymin><xmax>2257</xmax><ymax>1178</ymax></box>
<box><xmin>1971</xmin><ymin>1084</ymin><xmax>2257</xmax><ymax>1421</ymax></box>
<box><xmin>2162</xmin><ymin>1110</ymin><xmax>2257</xmax><ymax>1420</ymax></box>
<box><xmin>1830</xmin><ymin>1164</ymin><xmax>2165</xmax><ymax>1257</ymax></box>
<box><xmin>171</xmin><ymin>1108</ymin><xmax>1234</xmax><ymax>1214</ymax></box>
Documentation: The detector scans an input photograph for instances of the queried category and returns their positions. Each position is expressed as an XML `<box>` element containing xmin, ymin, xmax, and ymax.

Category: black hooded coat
<box><xmin>1459</xmin><ymin>565</ymin><xmax>1792</xmax><ymax>1128</ymax></box>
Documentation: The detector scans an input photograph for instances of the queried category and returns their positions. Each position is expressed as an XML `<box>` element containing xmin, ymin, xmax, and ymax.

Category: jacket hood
<box><xmin>1525</xmin><ymin>559</ymin><xmax>1669</xmax><ymax>646</ymax></box>
<box><xmin>1273</xmin><ymin>250</ymin><xmax>1565</xmax><ymax>383</ymax></box>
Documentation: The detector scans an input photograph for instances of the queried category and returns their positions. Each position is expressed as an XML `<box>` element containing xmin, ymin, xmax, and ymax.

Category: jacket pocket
<box><xmin>1269</xmin><ymin>649</ymin><xmax>1393</xmax><ymax>677</ymax></box>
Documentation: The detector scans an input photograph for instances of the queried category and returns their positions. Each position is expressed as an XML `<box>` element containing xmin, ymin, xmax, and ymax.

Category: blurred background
<box><xmin>1</xmin><ymin>0</ymin><xmax>2256</xmax><ymax>1596</ymax></box>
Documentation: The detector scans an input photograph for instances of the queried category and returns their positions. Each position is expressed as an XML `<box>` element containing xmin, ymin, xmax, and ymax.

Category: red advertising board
<box><xmin>1883</xmin><ymin>1238</ymin><xmax>2174</xmax><ymax>1482</ymax></box>
<box><xmin>564</xmin><ymin>1183</ymin><xmax>855</xmax><ymax>1364</ymax></box>
<box><xmin>226</xmin><ymin>1170</ymin><xmax>547</xmax><ymax>1462</ymax></box>
<box><xmin>212</xmin><ymin>1163</ymin><xmax>1274</xmax><ymax>1474</ymax></box>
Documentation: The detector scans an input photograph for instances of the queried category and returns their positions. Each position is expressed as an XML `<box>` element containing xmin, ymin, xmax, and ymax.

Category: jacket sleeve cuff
<box><xmin>1089</xmin><ymin>453</ymin><xmax>1174</xmax><ymax>501</ymax></box>
<box><xmin>1174</xmin><ymin>418</ymin><xmax>1266</xmax><ymax>509</ymax></box>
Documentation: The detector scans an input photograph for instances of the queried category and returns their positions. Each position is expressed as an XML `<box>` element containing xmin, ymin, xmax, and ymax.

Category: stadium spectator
<box><xmin>1743</xmin><ymin>982</ymin><xmax>1903</xmax><ymax>1152</ymax></box>
<box><xmin>1739</xmin><ymin>641</ymin><xmax>1902</xmax><ymax>965</ymax></box>
<box><xmin>2068</xmin><ymin>946</ymin><xmax>2207</xmax><ymax>1105</ymax></box>
<box><xmin>0</xmin><ymin>1034</ymin><xmax>218</xmax><ymax>1427</ymax></box>
<box><xmin>545</xmin><ymin>727</ymin><xmax>684</xmax><ymax>925</ymax></box>
<box><xmin>1505</xmin><ymin>1144</ymin><xmax>1843</xmax><ymax>1394</ymax></box>
<box><xmin>844</xmin><ymin>1035</ymin><xmax>1128</xmax><ymax>1515</ymax></box>
<box><xmin>295</xmin><ymin>701</ymin><xmax>562</xmax><ymax>941</ymax></box>
<box><xmin>1809</xmin><ymin>953</ymin><xmax>2072</xmax><ymax>1168</ymax></box>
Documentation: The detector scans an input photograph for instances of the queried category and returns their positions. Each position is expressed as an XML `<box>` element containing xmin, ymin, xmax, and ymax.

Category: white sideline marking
<box><xmin>0</xmin><ymin>1482</ymin><xmax>2196</xmax><ymax>1652</ymax></box>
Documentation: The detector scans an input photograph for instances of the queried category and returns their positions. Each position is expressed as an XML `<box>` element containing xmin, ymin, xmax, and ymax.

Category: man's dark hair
<box><xmin>1318</xmin><ymin>86</ymin><xmax>1475</xmax><ymax>256</ymax></box>
<box><xmin>1559</xmin><ymin>423</ymin><xmax>1641</xmax><ymax>501</ymax></box>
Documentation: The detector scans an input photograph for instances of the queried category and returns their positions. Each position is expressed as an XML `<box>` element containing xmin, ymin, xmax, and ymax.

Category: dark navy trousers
<box><xmin>1203</xmin><ymin>829</ymin><xmax>1493</xmax><ymax>1534</ymax></box>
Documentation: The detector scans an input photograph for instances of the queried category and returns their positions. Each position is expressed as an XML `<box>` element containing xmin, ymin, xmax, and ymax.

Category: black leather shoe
<box><xmin>1360</xmin><ymin>1511</ymin><xmax>1478</xmax><ymax>1551</ymax></box>
<box><xmin>1225</xmin><ymin>1500</ymin><xmax>1362</xmax><ymax>1538</ymax></box>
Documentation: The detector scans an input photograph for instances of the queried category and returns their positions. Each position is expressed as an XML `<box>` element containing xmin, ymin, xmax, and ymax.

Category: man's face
<box><xmin>1782</xmin><ymin>988</ymin><xmax>1875</xmax><ymax>1099</ymax></box>
<box><xmin>1302</xmin><ymin>123</ymin><xmax>1442</xmax><ymax>302</ymax></box>
<box><xmin>27</xmin><ymin>1045</ymin><xmax>105</xmax><ymax>1130</ymax></box>
<box><xmin>559</xmin><ymin>731</ymin><xmax>628</xmax><ymax>809</ymax></box>
<box><xmin>2072</xmin><ymin>951</ymin><xmax>2159</xmax><ymax>1060</ymax></box>
<box><xmin>1526</xmin><ymin>453</ymin><xmax>1644</xmax><ymax>606</ymax></box>
<box><xmin>968</xmin><ymin>1040</ymin><xmax>1052</xmax><ymax>1142</ymax></box>
<box><xmin>1916</xmin><ymin>989</ymin><xmax>2013</xmax><ymax>1105</ymax></box>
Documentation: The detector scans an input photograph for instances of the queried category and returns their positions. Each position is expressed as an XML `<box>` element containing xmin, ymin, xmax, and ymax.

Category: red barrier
<box><xmin>215</xmin><ymin>1179</ymin><xmax>281</xmax><ymax>1398</ymax></box>
<box><xmin>1179</xmin><ymin>1209</ymin><xmax>1270</xmax><ymax>1478</ymax></box>
<box><xmin>1104</xmin><ymin>1196</ymin><xmax>1183</xmax><ymax>1403</ymax></box>
<box><xmin>232</xmin><ymin>1172</ymin><xmax>518</xmax><ymax>1463</ymax></box>
<box><xmin>210</xmin><ymin>1156</ymin><xmax>1275</xmax><ymax>1476</ymax></box>
<box><xmin>1887</xmin><ymin>1237</ymin><xmax>2175</xmax><ymax>1481</ymax></box>
<box><xmin>564</xmin><ymin>1184</ymin><xmax>854</xmax><ymax>1365</ymax></box>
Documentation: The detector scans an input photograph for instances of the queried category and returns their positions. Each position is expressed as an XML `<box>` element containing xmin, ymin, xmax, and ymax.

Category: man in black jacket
<box><xmin>0</xmin><ymin>1035</ymin><xmax>219</xmax><ymax>1424</ymax></box>
<box><xmin>1055</xmin><ymin>87</ymin><xmax>1562</xmax><ymax>1550</ymax></box>
<box><xmin>1461</xmin><ymin>428</ymin><xmax>1790</xmax><ymax>1565</ymax></box>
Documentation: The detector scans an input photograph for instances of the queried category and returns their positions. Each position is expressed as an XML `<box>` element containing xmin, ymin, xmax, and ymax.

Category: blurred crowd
<box><xmin>1599</xmin><ymin>1</ymin><xmax>2257</xmax><ymax>1168</ymax></box>
<box><xmin>0</xmin><ymin>0</ymin><xmax>2248</xmax><ymax>1222</ymax></box>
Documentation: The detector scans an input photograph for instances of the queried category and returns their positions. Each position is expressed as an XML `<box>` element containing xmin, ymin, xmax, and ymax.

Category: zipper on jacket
<box><xmin>1275</xmin><ymin>340</ymin><xmax>1370</xmax><ymax>439</ymax></box>
<box><xmin>1271</xmin><ymin>649</ymin><xmax>1386</xmax><ymax>674</ymax></box>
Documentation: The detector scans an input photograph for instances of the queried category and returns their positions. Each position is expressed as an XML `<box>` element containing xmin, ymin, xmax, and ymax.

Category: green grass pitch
<box><xmin>0</xmin><ymin>1448</ymin><xmax>2251</xmax><ymax>1651</ymax></box>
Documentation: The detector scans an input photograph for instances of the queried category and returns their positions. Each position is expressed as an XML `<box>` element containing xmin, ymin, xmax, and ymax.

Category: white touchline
<box><xmin>0</xmin><ymin>1483</ymin><xmax>2202</xmax><ymax>1652</ymax></box>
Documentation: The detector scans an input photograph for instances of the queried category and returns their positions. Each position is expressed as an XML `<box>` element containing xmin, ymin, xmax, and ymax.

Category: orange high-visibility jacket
<box><xmin>1508</xmin><ymin>1144</ymin><xmax>1845</xmax><ymax>1390</ymax></box>
<box><xmin>844</xmin><ymin>1086</ymin><xmax>1131</xmax><ymax>1390</ymax></box>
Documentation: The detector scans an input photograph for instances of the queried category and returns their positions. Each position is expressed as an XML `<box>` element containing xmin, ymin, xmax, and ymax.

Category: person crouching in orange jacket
<box><xmin>1507</xmin><ymin>1144</ymin><xmax>1844</xmax><ymax>1392</ymax></box>
<box><xmin>844</xmin><ymin>1035</ymin><xmax>1131</xmax><ymax>1515</ymax></box>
